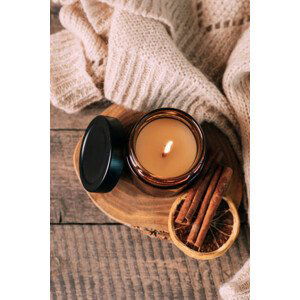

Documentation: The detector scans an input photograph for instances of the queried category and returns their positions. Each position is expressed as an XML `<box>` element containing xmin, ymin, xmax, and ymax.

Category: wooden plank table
<box><xmin>50</xmin><ymin>10</ymin><xmax>249</xmax><ymax>299</ymax></box>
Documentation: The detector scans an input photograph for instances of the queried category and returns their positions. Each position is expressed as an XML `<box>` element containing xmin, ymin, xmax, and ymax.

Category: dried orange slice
<box><xmin>168</xmin><ymin>195</ymin><xmax>240</xmax><ymax>260</ymax></box>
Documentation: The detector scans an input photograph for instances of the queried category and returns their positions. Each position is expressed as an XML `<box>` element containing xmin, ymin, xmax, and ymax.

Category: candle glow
<box><xmin>162</xmin><ymin>140</ymin><xmax>173</xmax><ymax>157</ymax></box>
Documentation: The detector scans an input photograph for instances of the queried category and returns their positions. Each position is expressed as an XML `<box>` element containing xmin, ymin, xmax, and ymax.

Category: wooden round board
<box><xmin>73</xmin><ymin>104</ymin><xmax>243</xmax><ymax>240</ymax></box>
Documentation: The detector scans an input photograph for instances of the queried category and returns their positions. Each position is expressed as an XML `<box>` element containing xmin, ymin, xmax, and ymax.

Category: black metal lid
<box><xmin>79</xmin><ymin>116</ymin><xmax>126</xmax><ymax>193</ymax></box>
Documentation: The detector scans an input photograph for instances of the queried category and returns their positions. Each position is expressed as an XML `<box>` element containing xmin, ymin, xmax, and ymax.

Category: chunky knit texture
<box><xmin>50</xmin><ymin>1</ymin><xmax>250</xmax><ymax>298</ymax></box>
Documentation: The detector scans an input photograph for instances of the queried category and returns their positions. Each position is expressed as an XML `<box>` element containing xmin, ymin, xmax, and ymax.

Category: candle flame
<box><xmin>162</xmin><ymin>141</ymin><xmax>173</xmax><ymax>157</ymax></box>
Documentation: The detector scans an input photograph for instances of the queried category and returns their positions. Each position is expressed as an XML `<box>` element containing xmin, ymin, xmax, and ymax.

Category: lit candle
<box><xmin>135</xmin><ymin>118</ymin><xmax>198</xmax><ymax>178</ymax></box>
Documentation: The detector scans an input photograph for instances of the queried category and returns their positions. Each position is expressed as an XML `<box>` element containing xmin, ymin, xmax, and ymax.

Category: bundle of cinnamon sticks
<box><xmin>175</xmin><ymin>151</ymin><xmax>233</xmax><ymax>250</ymax></box>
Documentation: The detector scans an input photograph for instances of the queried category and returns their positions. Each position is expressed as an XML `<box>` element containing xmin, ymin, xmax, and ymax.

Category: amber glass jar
<box><xmin>127</xmin><ymin>108</ymin><xmax>206</xmax><ymax>196</ymax></box>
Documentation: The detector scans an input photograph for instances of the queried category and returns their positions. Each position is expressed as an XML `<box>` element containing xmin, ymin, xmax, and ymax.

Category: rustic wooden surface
<box><xmin>51</xmin><ymin>102</ymin><xmax>249</xmax><ymax>299</ymax></box>
<box><xmin>72</xmin><ymin>105</ymin><xmax>243</xmax><ymax>237</ymax></box>
<box><xmin>51</xmin><ymin>10</ymin><xmax>249</xmax><ymax>299</ymax></box>
<box><xmin>51</xmin><ymin>224</ymin><xmax>249</xmax><ymax>299</ymax></box>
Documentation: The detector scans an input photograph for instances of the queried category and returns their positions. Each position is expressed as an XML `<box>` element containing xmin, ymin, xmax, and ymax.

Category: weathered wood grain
<box><xmin>51</xmin><ymin>130</ymin><xmax>113</xmax><ymax>224</ymax></box>
<box><xmin>50</xmin><ymin>104</ymin><xmax>144</xmax><ymax>224</ymax></box>
<box><xmin>51</xmin><ymin>224</ymin><xmax>249</xmax><ymax>299</ymax></box>
<box><xmin>50</xmin><ymin>102</ymin><xmax>111</xmax><ymax>129</ymax></box>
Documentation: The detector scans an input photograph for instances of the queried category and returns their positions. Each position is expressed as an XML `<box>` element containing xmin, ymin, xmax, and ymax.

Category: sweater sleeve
<box><xmin>50</xmin><ymin>29</ymin><xmax>102</xmax><ymax>113</ymax></box>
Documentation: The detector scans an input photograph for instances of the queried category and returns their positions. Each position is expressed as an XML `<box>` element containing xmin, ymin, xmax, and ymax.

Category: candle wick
<box><xmin>162</xmin><ymin>141</ymin><xmax>173</xmax><ymax>157</ymax></box>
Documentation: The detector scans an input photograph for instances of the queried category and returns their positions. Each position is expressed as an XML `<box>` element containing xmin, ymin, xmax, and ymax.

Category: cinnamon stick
<box><xmin>175</xmin><ymin>185</ymin><xmax>198</xmax><ymax>224</ymax></box>
<box><xmin>175</xmin><ymin>150</ymin><xmax>219</xmax><ymax>224</ymax></box>
<box><xmin>194</xmin><ymin>167</ymin><xmax>233</xmax><ymax>249</ymax></box>
<box><xmin>187</xmin><ymin>165</ymin><xmax>223</xmax><ymax>244</ymax></box>
<box><xmin>185</xmin><ymin>164</ymin><xmax>217</xmax><ymax>222</ymax></box>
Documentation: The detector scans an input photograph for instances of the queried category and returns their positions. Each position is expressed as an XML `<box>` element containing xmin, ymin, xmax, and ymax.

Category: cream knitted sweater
<box><xmin>50</xmin><ymin>0</ymin><xmax>250</xmax><ymax>299</ymax></box>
